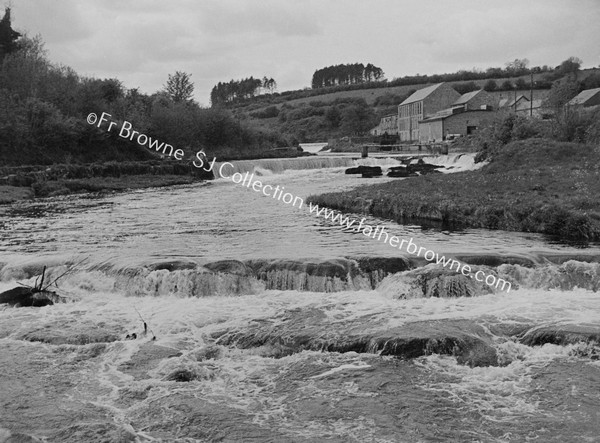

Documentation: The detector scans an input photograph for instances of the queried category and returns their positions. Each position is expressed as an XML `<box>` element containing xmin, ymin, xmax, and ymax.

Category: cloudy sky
<box><xmin>11</xmin><ymin>0</ymin><xmax>600</xmax><ymax>105</ymax></box>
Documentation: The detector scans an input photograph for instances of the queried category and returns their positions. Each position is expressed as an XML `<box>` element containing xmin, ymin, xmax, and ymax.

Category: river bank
<box><xmin>0</xmin><ymin>148</ymin><xmax>318</xmax><ymax>204</ymax></box>
<box><xmin>0</xmin><ymin>175</ymin><xmax>207</xmax><ymax>204</ymax></box>
<box><xmin>0</xmin><ymin>161</ymin><xmax>211</xmax><ymax>203</ymax></box>
<box><xmin>307</xmin><ymin>139</ymin><xmax>600</xmax><ymax>242</ymax></box>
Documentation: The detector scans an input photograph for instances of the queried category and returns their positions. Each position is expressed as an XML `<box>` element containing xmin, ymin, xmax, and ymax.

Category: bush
<box><xmin>249</xmin><ymin>105</ymin><xmax>279</xmax><ymax>119</ymax></box>
<box><xmin>546</xmin><ymin>107</ymin><xmax>600</xmax><ymax>143</ymax></box>
<box><xmin>483</xmin><ymin>80</ymin><xmax>497</xmax><ymax>91</ymax></box>
<box><xmin>453</xmin><ymin>81</ymin><xmax>479</xmax><ymax>95</ymax></box>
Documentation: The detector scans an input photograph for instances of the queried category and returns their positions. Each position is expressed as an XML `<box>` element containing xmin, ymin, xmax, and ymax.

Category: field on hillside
<box><xmin>235</xmin><ymin>71</ymin><xmax>568</xmax><ymax>112</ymax></box>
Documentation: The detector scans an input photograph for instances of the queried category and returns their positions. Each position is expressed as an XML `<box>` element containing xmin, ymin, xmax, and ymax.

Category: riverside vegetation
<box><xmin>0</xmin><ymin>9</ymin><xmax>297</xmax><ymax>202</ymax></box>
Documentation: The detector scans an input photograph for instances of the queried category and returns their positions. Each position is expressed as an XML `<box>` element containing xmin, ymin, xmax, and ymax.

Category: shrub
<box><xmin>249</xmin><ymin>105</ymin><xmax>279</xmax><ymax>119</ymax></box>
<box><xmin>453</xmin><ymin>81</ymin><xmax>479</xmax><ymax>95</ymax></box>
<box><xmin>483</xmin><ymin>80</ymin><xmax>497</xmax><ymax>91</ymax></box>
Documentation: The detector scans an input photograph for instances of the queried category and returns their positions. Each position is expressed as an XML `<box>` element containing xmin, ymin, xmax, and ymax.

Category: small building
<box><xmin>567</xmin><ymin>87</ymin><xmax>600</xmax><ymax>107</ymax></box>
<box><xmin>418</xmin><ymin>107</ymin><xmax>496</xmax><ymax>143</ymax></box>
<box><xmin>398</xmin><ymin>83</ymin><xmax>461</xmax><ymax>142</ymax></box>
<box><xmin>515</xmin><ymin>99</ymin><xmax>546</xmax><ymax>117</ymax></box>
<box><xmin>452</xmin><ymin>89</ymin><xmax>495</xmax><ymax>111</ymax></box>
<box><xmin>499</xmin><ymin>94</ymin><xmax>529</xmax><ymax>111</ymax></box>
<box><xmin>370</xmin><ymin>114</ymin><xmax>399</xmax><ymax>136</ymax></box>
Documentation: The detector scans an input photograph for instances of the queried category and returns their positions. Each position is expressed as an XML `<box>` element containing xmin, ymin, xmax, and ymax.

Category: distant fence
<box><xmin>363</xmin><ymin>143</ymin><xmax>448</xmax><ymax>155</ymax></box>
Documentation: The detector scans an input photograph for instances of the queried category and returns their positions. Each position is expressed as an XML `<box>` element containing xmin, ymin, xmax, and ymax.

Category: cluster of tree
<box><xmin>0</xmin><ymin>9</ymin><xmax>287</xmax><ymax>166</ymax></box>
<box><xmin>481</xmin><ymin>57</ymin><xmax>591</xmax><ymax>92</ymax></box>
<box><xmin>311</xmin><ymin>63</ymin><xmax>384</xmax><ymax>89</ymax></box>
<box><xmin>386</xmin><ymin>59</ymin><xmax>548</xmax><ymax>89</ymax></box>
<box><xmin>210</xmin><ymin>76</ymin><xmax>277</xmax><ymax>105</ymax></box>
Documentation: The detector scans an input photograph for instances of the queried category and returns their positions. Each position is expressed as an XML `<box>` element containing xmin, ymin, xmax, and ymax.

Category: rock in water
<box><xmin>345</xmin><ymin>166</ymin><xmax>382</xmax><ymax>176</ymax></box>
<box><xmin>0</xmin><ymin>286</ymin><xmax>64</xmax><ymax>307</ymax></box>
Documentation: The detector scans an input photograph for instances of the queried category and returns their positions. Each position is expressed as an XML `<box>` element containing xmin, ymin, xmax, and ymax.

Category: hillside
<box><xmin>229</xmin><ymin>68</ymin><xmax>600</xmax><ymax>145</ymax></box>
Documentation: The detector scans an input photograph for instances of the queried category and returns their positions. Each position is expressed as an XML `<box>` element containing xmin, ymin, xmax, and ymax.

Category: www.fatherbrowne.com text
<box><xmin>208</xmin><ymin>162</ymin><xmax>511</xmax><ymax>293</ymax></box>
<box><xmin>88</xmin><ymin>115</ymin><xmax>510</xmax><ymax>294</ymax></box>
<box><xmin>308</xmin><ymin>204</ymin><xmax>511</xmax><ymax>292</ymax></box>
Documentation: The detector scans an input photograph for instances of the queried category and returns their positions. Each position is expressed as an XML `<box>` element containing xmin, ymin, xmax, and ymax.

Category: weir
<box><xmin>39</xmin><ymin>256</ymin><xmax>599</xmax><ymax>298</ymax></box>
<box><xmin>211</xmin><ymin>153</ymin><xmax>480</xmax><ymax>178</ymax></box>
<box><xmin>213</xmin><ymin>157</ymin><xmax>355</xmax><ymax>178</ymax></box>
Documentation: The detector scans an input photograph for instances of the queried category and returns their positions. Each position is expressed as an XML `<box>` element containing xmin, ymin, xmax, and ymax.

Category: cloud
<box><xmin>9</xmin><ymin>0</ymin><xmax>600</xmax><ymax>105</ymax></box>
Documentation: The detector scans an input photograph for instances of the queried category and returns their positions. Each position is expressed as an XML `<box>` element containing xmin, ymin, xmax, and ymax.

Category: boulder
<box><xmin>0</xmin><ymin>286</ymin><xmax>65</xmax><ymax>307</ymax></box>
<box><xmin>387</xmin><ymin>166</ymin><xmax>416</xmax><ymax>178</ymax></box>
<box><xmin>408</xmin><ymin>159</ymin><xmax>443</xmax><ymax>175</ymax></box>
<box><xmin>214</xmin><ymin>309</ymin><xmax>499</xmax><ymax>367</ymax></box>
<box><xmin>345</xmin><ymin>166</ymin><xmax>382</xmax><ymax>176</ymax></box>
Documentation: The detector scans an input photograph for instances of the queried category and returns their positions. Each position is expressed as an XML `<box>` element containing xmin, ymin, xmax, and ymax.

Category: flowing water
<box><xmin>1</xmin><ymin>154</ymin><xmax>599</xmax><ymax>443</ymax></box>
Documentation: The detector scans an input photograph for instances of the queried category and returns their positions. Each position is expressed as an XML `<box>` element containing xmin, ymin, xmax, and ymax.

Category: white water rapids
<box><xmin>1</xmin><ymin>153</ymin><xmax>599</xmax><ymax>442</ymax></box>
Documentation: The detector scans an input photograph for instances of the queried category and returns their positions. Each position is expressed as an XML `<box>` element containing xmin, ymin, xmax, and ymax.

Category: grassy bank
<box><xmin>307</xmin><ymin>139</ymin><xmax>600</xmax><ymax>241</ymax></box>
<box><xmin>0</xmin><ymin>159</ymin><xmax>214</xmax><ymax>203</ymax></box>
<box><xmin>0</xmin><ymin>147</ymin><xmax>311</xmax><ymax>204</ymax></box>
<box><xmin>0</xmin><ymin>175</ymin><xmax>204</xmax><ymax>203</ymax></box>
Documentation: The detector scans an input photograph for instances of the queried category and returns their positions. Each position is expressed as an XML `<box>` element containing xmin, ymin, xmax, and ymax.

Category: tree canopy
<box><xmin>210</xmin><ymin>76</ymin><xmax>276</xmax><ymax>105</ymax></box>
<box><xmin>0</xmin><ymin>21</ymin><xmax>289</xmax><ymax>166</ymax></box>
<box><xmin>311</xmin><ymin>63</ymin><xmax>384</xmax><ymax>89</ymax></box>
<box><xmin>164</xmin><ymin>71</ymin><xmax>194</xmax><ymax>102</ymax></box>
<box><xmin>0</xmin><ymin>7</ymin><xmax>21</xmax><ymax>61</ymax></box>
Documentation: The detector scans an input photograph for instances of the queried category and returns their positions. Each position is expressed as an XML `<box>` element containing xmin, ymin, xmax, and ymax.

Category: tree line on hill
<box><xmin>210</xmin><ymin>76</ymin><xmax>277</xmax><ymax>105</ymax></box>
<box><xmin>311</xmin><ymin>63</ymin><xmax>385</xmax><ymax>89</ymax></box>
<box><xmin>0</xmin><ymin>8</ymin><xmax>288</xmax><ymax>167</ymax></box>
<box><xmin>218</xmin><ymin>57</ymin><xmax>599</xmax><ymax>109</ymax></box>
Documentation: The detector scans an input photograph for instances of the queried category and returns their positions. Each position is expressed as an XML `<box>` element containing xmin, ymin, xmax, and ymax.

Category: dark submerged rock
<box><xmin>163</xmin><ymin>369</ymin><xmax>197</xmax><ymax>382</ymax></box>
<box><xmin>520</xmin><ymin>324</ymin><xmax>600</xmax><ymax>347</ymax></box>
<box><xmin>345</xmin><ymin>166</ymin><xmax>382</xmax><ymax>176</ymax></box>
<box><xmin>215</xmin><ymin>308</ymin><xmax>499</xmax><ymax>367</ymax></box>
<box><xmin>387</xmin><ymin>160</ymin><xmax>443</xmax><ymax>177</ymax></box>
<box><xmin>0</xmin><ymin>286</ymin><xmax>65</xmax><ymax>307</ymax></box>
<box><xmin>387</xmin><ymin>166</ymin><xmax>416</xmax><ymax>178</ymax></box>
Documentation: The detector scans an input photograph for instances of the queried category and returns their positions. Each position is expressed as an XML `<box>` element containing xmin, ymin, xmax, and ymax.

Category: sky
<box><xmin>10</xmin><ymin>0</ymin><xmax>600</xmax><ymax>106</ymax></box>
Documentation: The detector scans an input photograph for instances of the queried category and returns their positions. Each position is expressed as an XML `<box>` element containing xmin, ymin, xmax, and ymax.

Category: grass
<box><xmin>0</xmin><ymin>186</ymin><xmax>34</xmax><ymax>204</ymax></box>
<box><xmin>29</xmin><ymin>175</ymin><xmax>202</xmax><ymax>198</ymax></box>
<box><xmin>307</xmin><ymin>139</ymin><xmax>600</xmax><ymax>241</ymax></box>
<box><xmin>0</xmin><ymin>176</ymin><xmax>204</xmax><ymax>203</ymax></box>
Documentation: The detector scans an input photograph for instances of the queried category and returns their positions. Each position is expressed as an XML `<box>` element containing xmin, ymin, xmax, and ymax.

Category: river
<box><xmin>1</xmin><ymin>153</ymin><xmax>599</xmax><ymax>442</ymax></box>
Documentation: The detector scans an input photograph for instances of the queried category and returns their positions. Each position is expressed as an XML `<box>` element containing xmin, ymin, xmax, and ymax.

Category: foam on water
<box><xmin>1</xmin><ymin>151</ymin><xmax>599</xmax><ymax>441</ymax></box>
<box><xmin>2</xmin><ymin>264</ymin><xmax>600</xmax><ymax>441</ymax></box>
<box><xmin>420</xmin><ymin>152</ymin><xmax>487</xmax><ymax>173</ymax></box>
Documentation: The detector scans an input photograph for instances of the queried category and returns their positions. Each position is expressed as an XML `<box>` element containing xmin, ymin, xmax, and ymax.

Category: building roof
<box><xmin>515</xmin><ymin>99</ymin><xmax>543</xmax><ymax>111</ymax></box>
<box><xmin>419</xmin><ymin>108</ymin><xmax>491</xmax><ymax>123</ymax></box>
<box><xmin>499</xmin><ymin>94</ymin><xmax>529</xmax><ymax>108</ymax></box>
<box><xmin>568</xmin><ymin>87</ymin><xmax>600</xmax><ymax>105</ymax></box>
<box><xmin>399</xmin><ymin>83</ymin><xmax>445</xmax><ymax>106</ymax></box>
<box><xmin>452</xmin><ymin>90</ymin><xmax>482</xmax><ymax>106</ymax></box>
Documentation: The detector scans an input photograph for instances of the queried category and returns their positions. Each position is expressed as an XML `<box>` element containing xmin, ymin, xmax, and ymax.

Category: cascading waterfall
<box><xmin>211</xmin><ymin>153</ymin><xmax>481</xmax><ymax>178</ymax></box>
<box><xmin>213</xmin><ymin>157</ymin><xmax>356</xmax><ymax>177</ymax></box>
<box><xmin>3</xmin><ymin>256</ymin><xmax>599</xmax><ymax>299</ymax></box>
